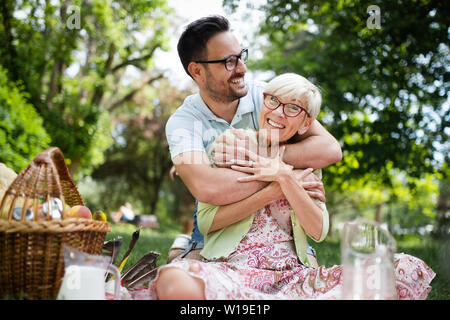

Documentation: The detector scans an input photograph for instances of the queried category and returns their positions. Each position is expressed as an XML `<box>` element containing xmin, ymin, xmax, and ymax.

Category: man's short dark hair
<box><xmin>177</xmin><ymin>15</ymin><xmax>230</xmax><ymax>78</ymax></box>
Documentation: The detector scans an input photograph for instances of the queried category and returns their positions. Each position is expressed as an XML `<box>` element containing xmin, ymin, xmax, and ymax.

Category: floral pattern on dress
<box><xmin>145</xmin><ymin>200</ymin><xmax>435</xmax><ymax>300</ymax></box>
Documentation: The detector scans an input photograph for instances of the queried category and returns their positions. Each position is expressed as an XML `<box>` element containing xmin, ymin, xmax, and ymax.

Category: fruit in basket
<box><xmin>93</xmin><ymin>210</ymin><xmax>107</xmax><ymax>222</ymax></box>
<box><xmin>66</xmin><ymin>205</ymin><xmax>92</xmax><ymax>219</ymax></box>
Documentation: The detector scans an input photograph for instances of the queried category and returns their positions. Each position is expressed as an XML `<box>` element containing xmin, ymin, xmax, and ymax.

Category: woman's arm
<box><xmin>276</xmin><ymin>169</ymin><xmax>324</xmax><ymax>241</ymax></box>
<box><xmin>199</xmin><ymin>181</ymin><xmax>283</xmax><ymax>234</ymax></box>
<box><xmin>232</xmin><ymin>146</ymin><xmax>328</xmax><ymax>241</ymax></box>
<box><xmin>197</xmin><ymin>170</ymin><xmax>325</xmax><ymax>235</ymax></box>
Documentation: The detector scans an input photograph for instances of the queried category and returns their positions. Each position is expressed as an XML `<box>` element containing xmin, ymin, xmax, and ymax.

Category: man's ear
<box><xmin>297</xmin><ymin>117</ymin><xmax>313</xmax><ymax>135</ymax></box>
<box><xmin>188</xmin><ymin>62</ymin><xmax>202</xmax><ymax>82</ymax></box>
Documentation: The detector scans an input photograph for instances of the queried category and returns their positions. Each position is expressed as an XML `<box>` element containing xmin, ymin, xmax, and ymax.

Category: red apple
<box><xmin>66</xmin><ymin>205</ymin><xmax>92</xmax><ymax>219</ymax></box>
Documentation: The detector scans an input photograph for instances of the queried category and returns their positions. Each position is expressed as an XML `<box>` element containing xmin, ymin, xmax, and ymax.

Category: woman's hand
<box><xmin>292</xmin><ymin>169</ymin><xmax>326</xmax><ymax>203</ymax></box>
<box><xmin>231</xmin><ymin>145</ymin><xmax>326</xmax><ymax>203</ymax></box>
<box><xmin>211</xmin><ymin>128</ymin><xmax>259</xmax><ymax>168</ymax></box>
<box><xmin>230</xmin><ymin>145</ymin><xmax>294</xmax><ymax>183</ymax></box>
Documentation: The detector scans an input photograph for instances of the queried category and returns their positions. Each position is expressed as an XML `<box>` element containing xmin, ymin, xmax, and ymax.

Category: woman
<box><xmin>148</xmin><ymin>73</ymin><xmax>435</xmax><ymax>300</ymax></box>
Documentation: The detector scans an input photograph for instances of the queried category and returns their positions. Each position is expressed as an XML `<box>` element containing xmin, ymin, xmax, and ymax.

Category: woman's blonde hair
<box><xmin>265</xmin><ymin>73</ymin><xmax>322</xmax><ymax>119</ymax></box>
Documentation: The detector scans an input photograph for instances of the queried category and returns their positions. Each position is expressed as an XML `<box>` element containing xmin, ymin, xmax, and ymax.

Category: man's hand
<box><xmin>265</xmin><ymin>169</ymin><xmax>325</xmax><ymax>204</ymax></box>
<box><xmin>211</xmin><ymin>127</ymin><xmax>258</xmax><ymax>168</ymax></box>
<box><xmin>293</xmin><ymin>169</ymin><xmax>326</xmax><ymax>203</ymax></box>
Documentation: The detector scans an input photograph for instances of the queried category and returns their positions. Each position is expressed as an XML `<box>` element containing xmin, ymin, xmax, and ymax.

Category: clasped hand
<box><xmin>211</xmin><ymin>128</ymin><xmax>325</xmax><ymax>203</ymax></box>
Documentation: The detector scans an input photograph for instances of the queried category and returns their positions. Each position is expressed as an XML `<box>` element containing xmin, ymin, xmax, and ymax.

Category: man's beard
<box><xmin>204</xmin><ymin>70</ymin><xmax>248</xmax><ymax>103</ymax></box>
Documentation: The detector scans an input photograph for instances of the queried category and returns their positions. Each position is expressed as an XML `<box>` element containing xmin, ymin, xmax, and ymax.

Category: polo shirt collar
<box><xmin>236</xmin><ymin>87</ymin><xmax>255</xmax><ymax>115</ymax></box>
<box><xmin>193</xmin><ymin>94</ymin><xmax>221</xmax><ymax>122</ymax></box>
<box><xmin>193</xmin><ymin>82</ymin><xmax>255</xmax><ymax>124</ymax></box>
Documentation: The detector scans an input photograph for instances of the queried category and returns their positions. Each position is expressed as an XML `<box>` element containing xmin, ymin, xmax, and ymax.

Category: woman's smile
<box><xmin>266</xmin><ymin>118</ymin><xmax>285</xmax><ymax>129</ymax></box>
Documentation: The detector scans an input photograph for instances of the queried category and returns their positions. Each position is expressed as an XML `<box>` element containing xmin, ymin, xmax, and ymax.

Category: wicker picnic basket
<box><xmin>0</xmin><ymin>147</ymin><xmax>111</xmax><ymax>299</ymax></box>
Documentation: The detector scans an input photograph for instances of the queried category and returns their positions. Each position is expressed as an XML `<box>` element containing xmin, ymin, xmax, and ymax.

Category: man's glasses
<box><xmin>263</xmin><ymin>93</ymin><xmax>310</xmax><ymax>118</ymax></box>
<box><xmin>195</xmin><ymin>48</ymin><xmax>248</xmax><ymax>71</ymax></box>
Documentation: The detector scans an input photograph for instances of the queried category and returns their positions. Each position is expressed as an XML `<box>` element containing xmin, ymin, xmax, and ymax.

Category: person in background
<box><xmin>111</xmin><ymin>202</ymin><xmax>159</xmax><ymax>229</ymax></box>
<box><xmin>120</xmin><ymin>202</ymin><xmax>136</xmax><ymax>223</ymax></box>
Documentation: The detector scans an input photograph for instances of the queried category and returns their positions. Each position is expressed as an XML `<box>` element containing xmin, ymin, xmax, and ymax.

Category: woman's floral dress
<box><xmin>145</xmin><ymin>199</ymin><xmax>435</xmax><ymax>300</ymax></box>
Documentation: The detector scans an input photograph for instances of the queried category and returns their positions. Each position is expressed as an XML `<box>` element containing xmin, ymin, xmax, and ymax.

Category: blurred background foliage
<box><xmin>0</xmin><ymin>0</ymin><xmax>448</xmax><ymax>240</ymax></box>
<box><xmin>224</xmin><ymin>0</ymin><xmax>449</xmax><ymax>239</ymax></box>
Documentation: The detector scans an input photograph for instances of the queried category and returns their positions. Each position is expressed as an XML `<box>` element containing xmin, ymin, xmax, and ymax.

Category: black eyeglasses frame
<box><xmin>194</xmin><ymin>48</ymin><xmax>248</xmax><ymax>71</ymax></box>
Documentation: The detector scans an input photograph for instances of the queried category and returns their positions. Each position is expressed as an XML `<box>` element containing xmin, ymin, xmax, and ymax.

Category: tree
<box><xmin>223</xmin><ymin>0</ymin><xmax>448</xmax><ymax>233</ymax></box>
<box><xmin>225</xmin><ymin>0</ymin><xmax>449</xmax><ymax>186</ymax></box>
<box><xmin>0</xmin><ymin>67</ymin><xmax>50</xmax><ymax>172</ymax></box>
<box><xmin>435</xmin><ymin>162</ymin><xmax>450</xmax><ymax>238</ymax></box>
<box><xmin>87</xmin><ymin>79</ymin><xmax>195</xmax><ymax>218</ymax></box>
<box><xmin>0</xmin><ymin>0</ymin><xmax>171</xmax><ymax>177</ymax></box>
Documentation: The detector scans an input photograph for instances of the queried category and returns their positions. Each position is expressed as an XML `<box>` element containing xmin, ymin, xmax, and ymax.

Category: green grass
<box><xmin>108</xmin><ymin>224</ymin><xmax>449</xmax><ymax>300</ymax></box>
<box><xmin>106</xmin><ymin>223</ymin><xmax>180</xmax><ymax>270</ymax></box>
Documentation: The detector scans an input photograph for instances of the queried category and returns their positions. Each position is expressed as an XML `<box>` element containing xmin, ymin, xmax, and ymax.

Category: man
<box><xmin>166</xmin><ymin>15</ymin><xmax>342</xmax><ymax>266</ymax></box>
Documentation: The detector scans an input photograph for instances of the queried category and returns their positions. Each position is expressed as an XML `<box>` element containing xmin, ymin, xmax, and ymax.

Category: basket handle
<box><xmin>34</xmin><ymin>147</ymin><xmax>85</xmax><ymax>207</ymax></box>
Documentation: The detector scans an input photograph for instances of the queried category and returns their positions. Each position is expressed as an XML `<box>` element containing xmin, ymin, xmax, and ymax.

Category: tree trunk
<box><xmin>375</xmin><ymin>203</ymin><xmax>383</xmax><ymax>223</ymax></box>
<box><xmin>91</xmin><ymin>43</ymin><xmax>116</xmax><ymax>107</ymax></box>
<box><xmin>436</xmin><ymin>178</ymin><xmax>450</xmax><ymax>238</ymax></box>
<box><xmin>148</xmin><ymin>149</ymin><xmax>171</xmax><ymax>216</ymax></box>
<box><xmin>328</xmin><ymin>210</ymin><xmax>334</xmax><ymax>238</ymax></box>
<box><xmin>68</xmin><ymin>158</ymin><xmax>81</xmax><ymax>178</ymax></box>
<box><xmin>0</xmin><ymin>0</ymin><xmax>19</xmax><ymax>82</ymax></box>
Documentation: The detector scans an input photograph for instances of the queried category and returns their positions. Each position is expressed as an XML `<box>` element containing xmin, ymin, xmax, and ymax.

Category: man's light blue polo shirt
<box><xmin>165</xmin><ymin>80</ymin><xmax>266</xmax><ymax>159</ymax></box>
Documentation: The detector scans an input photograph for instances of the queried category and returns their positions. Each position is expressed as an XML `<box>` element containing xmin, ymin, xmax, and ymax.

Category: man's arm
<box><xmin>198</xmin><ymin>181</ymin><xmax>281</xmax><ymax>234</ymax></box>
<box><xmin>214</xmin><ymin>121</ymin><xmax>341</xmax><ymax>170</ymax></box>
<box><xmin>170</xmin><ymin>120</ymin><xmax>338</xmax><ymax>206</ymax></box>
<box><xmin>173</xmin><ymin>151</ymin><xmax>268</xmax><ymax>206</ymax></box>
<box><xmin>166</xmin><ymin>114</ymin><xmax>268</xmax><ymax>206</ymax></box>
<box><xmin>283</xmin><ymin>120</ymin><xmax>342</xmax><ymax>169</ymax></box>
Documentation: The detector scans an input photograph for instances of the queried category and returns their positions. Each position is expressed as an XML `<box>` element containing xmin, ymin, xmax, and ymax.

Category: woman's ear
<box><xmin>188</xmin><ymin>62</ymin><xmax>202</xmax><ymax>82</ymax></box>
<box><xmin>297</xmin><ymin>117</ymin><xmax>313</xmax><ymax>135</ymax></box>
